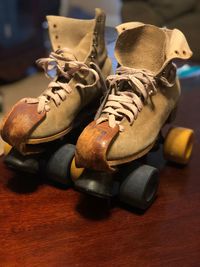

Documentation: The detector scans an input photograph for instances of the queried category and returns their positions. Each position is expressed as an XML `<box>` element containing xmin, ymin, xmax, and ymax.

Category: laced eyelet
<box><xmin>90</xmin><ymin>51</ymin><xmax>96</xmax><ymax>59</ymax></box>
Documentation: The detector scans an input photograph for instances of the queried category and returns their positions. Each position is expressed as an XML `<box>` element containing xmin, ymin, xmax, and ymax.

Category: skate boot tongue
<box><xmin>115</xmin><ymin>24</ymin><xmax>192</xmax><ymax>75</ymax></box>
<box><xmin>115</xmin><ymin>25</ymin><xmax>166</xmax><ymax>74</ymax></box>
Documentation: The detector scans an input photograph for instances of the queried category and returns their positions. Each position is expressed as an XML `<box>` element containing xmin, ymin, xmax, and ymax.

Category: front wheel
<box><xmin>119</xmin><ymin>164</ymin><xmax>159</xmax><ymax>210</ymax></box>
<box><xmin>46</xmin><ymin>143</ymin><xmax>75</xmax><ymax>186</ymax></box>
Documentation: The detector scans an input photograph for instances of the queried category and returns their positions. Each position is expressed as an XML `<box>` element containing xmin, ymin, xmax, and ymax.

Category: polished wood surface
<box><xmin>0</xmin><ymin>80</ymin><xmax>200</xmax><ymax>267</ymax></box>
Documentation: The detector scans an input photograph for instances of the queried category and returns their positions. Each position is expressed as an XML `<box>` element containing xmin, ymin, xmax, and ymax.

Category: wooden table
<box><xmin>0</xmin><ymin>78</ymin><xmax>200</xmax><ymax>267</ymax></box>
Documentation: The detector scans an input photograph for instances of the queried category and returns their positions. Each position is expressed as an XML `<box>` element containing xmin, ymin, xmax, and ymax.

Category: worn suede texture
<box><xmin>1</xmin><ymin>9</ymin><xmax>112</xmax><ymax>153</ymax></box>
<box><xmin>30</xmin><ymin>10</ymin><xmax>111</xmax><ymax>140</ymax></box>
<box><xmin>76</xmin><ymin>22</ymin><xmax>192</xmax><ymax>169</ymax></box>
<box><xmin>107</xmin><ymin>23</ymin><xmax>192</xmax><ymax>162</ymax></box>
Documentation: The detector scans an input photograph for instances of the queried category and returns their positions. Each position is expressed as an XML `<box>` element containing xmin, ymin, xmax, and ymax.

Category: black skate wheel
<box><xmin>46</xmin><ymin>143</ymin><xmax>75</xmax><ymax>186</ymax></box>
<box><xmin>119</xmin><ymin>164</ymin><xmax>159</xmax><ymax>210</ymax></box>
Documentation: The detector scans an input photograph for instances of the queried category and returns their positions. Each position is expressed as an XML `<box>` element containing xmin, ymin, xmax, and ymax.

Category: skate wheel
<box><xmin>163</xmin><ymin>127</ymin><xmax>194</xmax><ymax>164</ymax></box>
<box><xmin>70</xmin><ymin>157</ymin><xmax>84</xmax><ymax>180</ymax></box>
<box><xmin>46</xmin><ymin>144</ymin><xmax>75</xmax><ymax>186</ymax></box>
<box><xmin>4</xmin><ymin>142</ymin><xmax>12</xmax><ymax>155</ymax></box>
<box><xmin>119</xmin><ymin>165</ymin><xmax>159</xmax><ymax>210</ymax></box>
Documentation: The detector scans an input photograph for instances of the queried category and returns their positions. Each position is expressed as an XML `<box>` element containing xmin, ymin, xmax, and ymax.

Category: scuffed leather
<box><xmin>1</xmin><ymin>99</ymin><xmax>45</xmax><ymax>151</ymax></box>
<box><xmin>75</xmin><ymin>121</ymin><xmax>119</xmax><ymax>171</ymax></box>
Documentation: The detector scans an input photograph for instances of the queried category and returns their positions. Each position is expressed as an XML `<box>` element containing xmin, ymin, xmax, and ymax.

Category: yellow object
<box><xmin>163</xmin><ymin>127</ymin><xmax>194</xmax><ymax>164</ymax></box>
<box><xmin>4</xmin><ymin>142</ymin><xmax>12</xmax><ymax>155</ymax></box>
<box><xmin>70</xmin><ymin>157</ymin><xmax>84</xmax><ymax>180</ymax></box>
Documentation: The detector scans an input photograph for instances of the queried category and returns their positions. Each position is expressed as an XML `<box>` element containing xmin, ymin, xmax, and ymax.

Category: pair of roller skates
<box><xmin>1</xmin><ymin>9</ymin><xmax>194</xmax><ymax>210</ymax></box>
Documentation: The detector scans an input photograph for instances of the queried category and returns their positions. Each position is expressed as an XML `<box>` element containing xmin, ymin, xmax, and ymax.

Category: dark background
<box><xmin>0</xmin><ymin>0</ymin><xmax>199</xmax><ymax>83</ymax></box>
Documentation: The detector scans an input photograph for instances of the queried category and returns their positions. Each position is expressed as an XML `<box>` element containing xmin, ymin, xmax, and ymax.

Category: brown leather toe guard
<box><xmin>1</xmin><ymin>98</ymin><xmax>45</xmax><ymax>153</ymax></box>
<box><xmin>75</xmin><ymin>121</ymin><xmax>119</xmax><ymax>172</ymax></box>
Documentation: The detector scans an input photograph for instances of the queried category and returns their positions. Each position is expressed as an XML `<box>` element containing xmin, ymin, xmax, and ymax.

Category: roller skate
<box><xmin>2</xmin><ymin>9</ymin><xmax>113</xmax><ymax>186</ymax></box>
<box><xmin>1</xmin><ymin>8</ymin><xmax>112</xmax><ymax>155</ymax></box>
<box><xmin>71</xmin><ymin>22</ymin><xmax>194</xmax><ymax>209</ymax></box>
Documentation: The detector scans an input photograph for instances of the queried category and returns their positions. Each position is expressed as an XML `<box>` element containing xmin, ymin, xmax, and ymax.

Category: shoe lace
<box><xmin>25</xmin><ymin>48</ymin><xmax>101</xmax><ymax>113</ymax></box>
<box><xmin>96</xmin><ymin>65</ymin><xmax>176</xmax><ymax>131</ymax></box>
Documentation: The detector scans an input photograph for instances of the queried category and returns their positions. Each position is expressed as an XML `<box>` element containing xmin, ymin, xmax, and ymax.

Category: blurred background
<box><xmin>0</xmin><ymin>0</ymin><xmax>200</xmax><ymax>122</ymax></box>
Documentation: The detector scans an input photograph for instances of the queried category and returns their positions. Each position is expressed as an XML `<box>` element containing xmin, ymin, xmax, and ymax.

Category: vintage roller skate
<box><xmin>1</xmin><ymin>8</ymin><xmax>112</xmax><ymax>155</ymax></box>
<box><xmin>71</xmin><ymin>22</ymin><xmax>194</xmax><ymax>209</ymax></box>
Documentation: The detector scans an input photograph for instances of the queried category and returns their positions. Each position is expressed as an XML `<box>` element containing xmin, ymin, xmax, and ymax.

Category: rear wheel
<box><xmin>163</xmin><ymin>127</ymin><xmax>194</xmax><ymax>164</ymax></box>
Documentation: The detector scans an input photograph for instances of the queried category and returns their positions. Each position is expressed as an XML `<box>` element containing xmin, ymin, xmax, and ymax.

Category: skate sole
<box><xmin>107</xmin><ymin>141</ymin><xmax>156</xmax><ymax>167</ymax></box>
